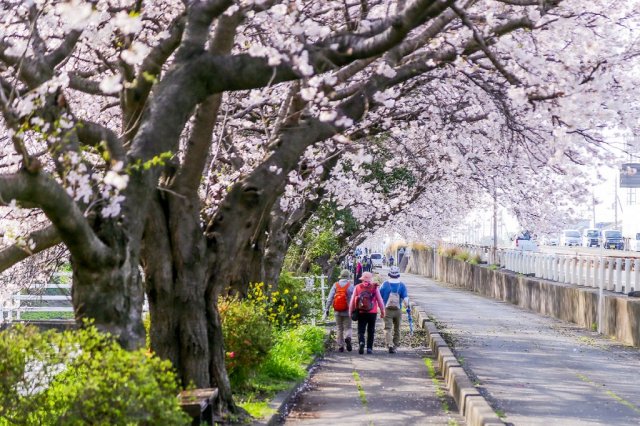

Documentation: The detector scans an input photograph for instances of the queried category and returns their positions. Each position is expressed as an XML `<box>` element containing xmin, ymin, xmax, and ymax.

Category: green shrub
<box><xmin>268</xmin><ymin>274</ymin><xmax>315</xmax><ymax>327</ymax></box>
<box><xmin>0</xmin><ymin>324</ymin><xmax>189</xmax><ymax>425</ymax></box>
<box><xmin>260</xmin><ymin>325</ymin><xmax>325</xmax><ymax>380</ymax></box>
<box><xmin>468</xmin><ymin>254</ymin><xmax>482</xmax><ymax>265</ymax></box>
<box><xmin>219</xmin><ymin>295</ymin><xmax>273</xmax><ymax>387</ymax></box>
<box><xmin>453</xmin><ymin>251</ymin><xmax>470</xmax><ymax>262</ymax></box>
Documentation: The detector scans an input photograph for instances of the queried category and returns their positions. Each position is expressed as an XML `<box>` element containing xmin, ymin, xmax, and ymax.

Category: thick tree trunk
<box><xmin>142</xmin><ymin>195</ymin><xmax>180</xmax><ymax>367</ymax></box>
<box><xmin>143</xmin><ymin>192</ymin><xmax>213</xmax><ymax>388</ymax></box>
<box><xmin>206</xmin><ymin>292</ymin><xmax>236</xmax><ymax>415</ymax></box>
<box><xmin>168</xmin><ymin>195</ymin><xmax>211</xmax><ymax>388</ymax></box>
<box><xmin>263</xmin><ymin>226</ymin><xmax>288</xmax><ymax>288</ymax></box>
<box><xmin>72</xmin><ymin>246</ymin><xmax>145</xmax><ymax>350</ymax></box>
<box><xmin>142</xmin><ymin>189</ymin><xmax>238</xmax><ymax>415</ymax></box>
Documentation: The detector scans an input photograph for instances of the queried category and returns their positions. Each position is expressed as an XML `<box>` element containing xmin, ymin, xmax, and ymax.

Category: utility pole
<box><xmin>592</xmin><ymin>193</ymin><xmax>596</xmax><ymax>228</ymax></box>
<box><xmin>492</xmin><ymin>183</ymin><xmax>497</xmax><ymax>265</ymax></box>
<box><xmin>615</xmin><ymin>174</ymin><xmax>618</xmax><ymax>229</ymax></box>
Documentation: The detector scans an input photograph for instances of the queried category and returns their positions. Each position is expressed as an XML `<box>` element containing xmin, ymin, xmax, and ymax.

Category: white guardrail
<box><xmin>1</xmin><ymin>272</ymin><xmax>149</xmax><ymax>324</ymax></box>
<box><xmin>1</xmin><ymin>283</ymin><xmax>73</xmax><ymax>323</ymax></box>
<box><xmin>442</xmin><ymin>243</ymin><xmax>639</xmax><ymax>295</ymax></box>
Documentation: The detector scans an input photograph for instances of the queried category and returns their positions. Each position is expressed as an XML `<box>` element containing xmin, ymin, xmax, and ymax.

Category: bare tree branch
<box><xmin>0</xmin><ymin>225</ymin><xmax>61</xmax><ymax>272</ymax></box>
<box><xmin>44</xmin><ymin>30</ymin><xmax>82</xmax><ymax>68</ymax></box>
<box><xmin>0</xmin><ymin>171</ymin><xmax>114</xmax><ymax>268</ymax></box>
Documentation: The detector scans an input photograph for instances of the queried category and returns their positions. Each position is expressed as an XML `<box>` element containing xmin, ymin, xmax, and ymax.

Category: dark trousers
<box><xmin>357</xmin><ymin>312</ymin><xmax>377</xmax><ymax>349</ymax></box>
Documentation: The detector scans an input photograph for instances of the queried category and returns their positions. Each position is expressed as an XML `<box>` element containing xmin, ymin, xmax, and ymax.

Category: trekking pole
<box><xmin>406</xmin><ymin>308</ymin><xmax>414</xmax><ymax>335</ymax></box>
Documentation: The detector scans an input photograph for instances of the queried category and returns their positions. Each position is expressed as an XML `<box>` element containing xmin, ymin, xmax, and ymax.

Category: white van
<box><xmin>627</xmin><ymin>233</ymin><xmax>640</xmax><ymax>251</ymax></box>
<box><xmin>370</xmin><ymin>253</ymin><xmax>383</xmax><ymax>268</ymax></box>
<box><xmin>560</xmin><ymin>229</ymin><xmax>581</xmax><ymax>246</ymax></box>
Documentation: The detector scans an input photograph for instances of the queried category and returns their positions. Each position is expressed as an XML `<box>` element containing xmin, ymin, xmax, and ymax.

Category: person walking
<box><xmin>324</xmin><ymin>269</ymin><xmax>354</xmax><ymax>352</ymax></box>
<box><xmin>349</xmin><ymin>271</ymin><xmax>385</xmax><ymax>354</ymax></box>
<box><xmin>379</xmin><ymin>266</ymin><xmax>409</xmax><ymax>354</ymax></box>
<box><xmin>353</xmin><ymin>258</ymin><xmax>363</xmax><ymax>285</ymax></box>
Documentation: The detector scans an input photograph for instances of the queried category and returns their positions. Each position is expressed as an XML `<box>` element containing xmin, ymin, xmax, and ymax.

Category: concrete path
<box><xmin>404</xmin><ymin>272</ymin><xmax>640</xmax><ymax>426</ymax></box>
<box><xmin>283</xmin><ymin>322</ymin><xmax>465</xmax><ymax>425</ymax></box>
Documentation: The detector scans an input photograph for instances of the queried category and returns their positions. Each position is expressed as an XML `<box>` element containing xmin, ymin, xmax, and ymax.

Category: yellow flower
<box><xmin>283</xmin><ymin>289</ymin><xmax>289</xmax><ymax>294</ymax></box>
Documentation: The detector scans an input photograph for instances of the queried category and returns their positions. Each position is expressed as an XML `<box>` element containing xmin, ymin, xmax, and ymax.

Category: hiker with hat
<box><xmin>349</xmin><ymin>271</ymin><xmax>385</xmax><ymax>354</ymax></box>
<box><xmin>379</xmin><ymin>266</ymin><xmax>409</xmax><ymax>354</ymax></box>
<box><xmin>324</xmin><ymin>269</ymin><xmax>355</xmax><ymax>352</ymax></box>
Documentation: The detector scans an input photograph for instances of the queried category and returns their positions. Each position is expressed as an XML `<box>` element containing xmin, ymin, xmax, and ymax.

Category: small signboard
<box><xmin>620</xmin><ymin>163</ymin><xmax>640</xmax><ymax>188</ymax></box>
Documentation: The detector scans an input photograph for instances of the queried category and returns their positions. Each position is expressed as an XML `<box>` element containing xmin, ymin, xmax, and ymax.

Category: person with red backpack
<box><xmin>348</xmin><ymin>271</ymin><xmax>385</xmax><ymax>354</ymax></box>
<box><xmin>324</xmin><ymin>269</ymin><xmax>355</xmax><ymax>352</ymax></box>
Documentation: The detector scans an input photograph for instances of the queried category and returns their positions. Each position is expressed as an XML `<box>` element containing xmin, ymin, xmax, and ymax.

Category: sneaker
<box><xmin>358</xmin><ymin>342</ymin><xmax>365</xmax><ymax>354</ymax></box>
<box><xmin>388</xmin><ymin>347</ymin><xmax>396</xmax><ymax>354</ymax></box>
<box><xmin>366</xmin><ymin>348</ymin><xmax>373</xmax><ymax>354</ymax></box>
<box><xmin>345</xmin><ymin>337</ymin><xmax>352</xmax><ymax>352</ymax></box>
<box><xmin>339</xmin><ymin>346</ymin><xmax>344</xmax><ymax>352</ymax></box>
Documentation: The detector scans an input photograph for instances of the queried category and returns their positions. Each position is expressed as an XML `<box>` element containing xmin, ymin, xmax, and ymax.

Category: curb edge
<box><xmin>413</xmin><ymin>302</ymin><xmax>505</xmax><ymax>426</ymax></box>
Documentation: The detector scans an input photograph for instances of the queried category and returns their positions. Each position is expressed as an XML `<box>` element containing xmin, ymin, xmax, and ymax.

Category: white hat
<box><xmin>388</xmin><ymin>266</ymin><xmax>400</xmax><ymax>278</ymax></box>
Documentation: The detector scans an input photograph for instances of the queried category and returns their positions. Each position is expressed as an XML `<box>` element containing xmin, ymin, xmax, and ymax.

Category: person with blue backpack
<box><xmin>379</xmin><ymin>266</ymin><xmax>409</xmax><ymax>354</ymax></box>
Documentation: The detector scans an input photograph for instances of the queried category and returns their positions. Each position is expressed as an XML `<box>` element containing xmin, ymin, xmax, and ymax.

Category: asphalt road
<box><xmin>404</xmin><ymin>271</ymin><xmax>640</xmax><ymax>426</ymax></box>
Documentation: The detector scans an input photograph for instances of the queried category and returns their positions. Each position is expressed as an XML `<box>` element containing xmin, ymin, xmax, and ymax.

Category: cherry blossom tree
<box><xmin>0</xmin><ymin>0</ymin><xmax>638</xmax><ymax>415</ymax></box>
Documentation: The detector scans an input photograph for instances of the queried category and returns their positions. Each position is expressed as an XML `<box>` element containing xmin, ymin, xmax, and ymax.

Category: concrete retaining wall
<box><xmin>408</xmin><ymin>249</ymin><xmax>640</xmax><ymax>347</ymax></box>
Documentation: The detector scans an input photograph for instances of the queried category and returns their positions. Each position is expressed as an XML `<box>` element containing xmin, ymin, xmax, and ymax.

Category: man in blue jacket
<box><xmin>379</xmin><ymin>266</ymin><xmax>409</xmax><ymax>353</ymax></box>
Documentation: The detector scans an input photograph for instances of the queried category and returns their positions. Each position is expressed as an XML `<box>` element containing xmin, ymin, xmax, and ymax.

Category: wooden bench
<box><xmin>178</xmin><ymin>388</ymin><xmax>218</xmax><ymax>425</ymax></box>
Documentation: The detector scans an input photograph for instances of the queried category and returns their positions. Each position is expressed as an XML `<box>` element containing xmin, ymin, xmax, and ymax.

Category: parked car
<box><xmin>600</xmin><ymin>229</ymin><xmax>624</xmax><ymax>250</ymax></box>
<box><xmin>541</xmin><ymin>235</ymin><xmax>559</xmax><ymax>246</ymax></box>
<box><xmin>370</xmin><ymin>252</ymin><xmax>383</xmax><ymax>268</ymax></box>
<box><xmin>513</xmin><ymin>232</ymin><xmax>538</xmax><ymax>251</ymax></box>
<box><xmin>582</xmin><ymin>228</ymin><xmax>601</xmax><ymax>248</ymax></box>
<box><xmin>560</xmin><ymin>229</ymin><xmax>581</xmax><ymax>246</ymax></box>
<box><xmin>627</xmin><ymin>233</ymin><xmax>640</xmax><ymax>252</ymax></box>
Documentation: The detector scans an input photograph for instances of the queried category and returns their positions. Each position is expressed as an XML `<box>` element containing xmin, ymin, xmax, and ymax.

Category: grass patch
<box><xmin>19</xmin><ymin>312</ymin><xmax>74</xmax><ymax>320</ymax></box>
<box><xmin>352</xmin><ymin>371</ymin><xmax>367</xmax><ymax>407</ymax></box>
<box><xmin>237</xmin><ymin>400</ymin><xmax>276</xmax><ymax>418</ymax></box>
<box><xmin>232</xmin><ymin>325</ymin><xmax>325</xmax><ymax>421</ymax></box>
<box><xmin>424</xmin><ymin>358</ymin><xmax>449</xmax><ymax>413</ymax></box>
<box><xmin>495</xmin><ymin>409</ymin><xmax>506</xmax><ymax>419</ymax></box>
<box><xmin>260</xmin><ymin>325</ymin><xmax>324</xmax><ymax>380</ymax></box>
<box><xmin>488</xmin><ymin>264</ymin><xmax>499</xmax><ymax>271</ymax></box>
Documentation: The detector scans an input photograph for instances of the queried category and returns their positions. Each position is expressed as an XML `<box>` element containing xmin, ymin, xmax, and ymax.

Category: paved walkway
<box><xmin>404</xmin><ymin>272</ymin><xmax>640</xmax><ymax>426</ymax></box>
<box><xmin>284</xmin><ymin>320</ymin><xmax>465</xmax><ymax>425</ymax></box>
